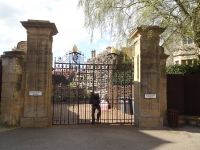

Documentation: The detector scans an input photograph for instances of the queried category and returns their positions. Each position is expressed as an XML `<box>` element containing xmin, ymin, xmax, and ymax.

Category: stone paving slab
<box><xmin>0</xmin><ymin>125</ymin><xmax>199</xmax><ymax>150</ymax></box>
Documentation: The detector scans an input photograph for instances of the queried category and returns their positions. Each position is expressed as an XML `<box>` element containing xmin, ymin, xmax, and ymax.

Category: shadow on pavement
<box><xmin>0</xmin><ymin>124</ymin><xmax>173</xmax><ymax>150</ymax></box>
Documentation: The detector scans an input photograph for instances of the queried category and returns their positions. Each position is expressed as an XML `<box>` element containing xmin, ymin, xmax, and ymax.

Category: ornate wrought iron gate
<box><xmin>52</xmin><ymin>50</ymin><xmax>134</xmax><ymax>125</ymax></box>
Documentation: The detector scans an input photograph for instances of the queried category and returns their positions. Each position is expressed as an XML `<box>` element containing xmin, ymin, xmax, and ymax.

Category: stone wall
<box><xmin>0</xmin><ymin>58</ymin><xmax>2</xmax><ymax>117</ymax></box>
<box><xmin>0</xmin><ymin>20</ymin><xmax>58</xmax><ymax>127</ymax></box>
<box><xmin>0</xmin><ymin>51</ymin><xmax>25</xmax><ymax>126</ymax></box>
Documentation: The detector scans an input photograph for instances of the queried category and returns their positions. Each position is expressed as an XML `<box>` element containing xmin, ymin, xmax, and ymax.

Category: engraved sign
<box><xmin>29</xmin><ymin>91</ymin><xmax>42</xmax><ymax>96</ymax></box>
<box><xmin>145</xmin><ymin>94</ymin><xmax>156</xmax><ymax>98</ymax></box>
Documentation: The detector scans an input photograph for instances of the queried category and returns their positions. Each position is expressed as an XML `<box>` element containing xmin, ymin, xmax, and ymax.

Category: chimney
<box><xmin>91</xmin><ymin>50</ymin><xmax>93</xmax><ymax>58</ymax></box>
<box><xmin>94</xmin><ymin>49</ymin><xmax>96</xmax><ymax>58</ymax></box>
<box><xmin>91</xmin><ymin>49</ymin><xmax>96</xmax><ymax>58</ymax></box>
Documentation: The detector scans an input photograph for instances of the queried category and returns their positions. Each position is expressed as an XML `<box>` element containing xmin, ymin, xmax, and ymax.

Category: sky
<box><xmin>0</xmin><ymin>0</ymin><xmax>115</xmax><ymax>60</ymax></box>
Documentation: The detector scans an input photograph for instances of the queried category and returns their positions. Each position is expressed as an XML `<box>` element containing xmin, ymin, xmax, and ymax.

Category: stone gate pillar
<box><xmin>1</xmin><ymin>51</ymin><xmax>25</xmax><ymax>126</ymax></box>
<box><xmin>159</xmin><ymin>46</ymin><xmax>169</xmax><ymax>125</ymax></box>
<box><xmin>20</xmin><ymin>20</ymin><xmax>58</xmax><ymax>127</ymax></box>
<box><xmin>130</xmin><ymin>26</ymin><xmax>168</xmax><ymax>127</ymax></box>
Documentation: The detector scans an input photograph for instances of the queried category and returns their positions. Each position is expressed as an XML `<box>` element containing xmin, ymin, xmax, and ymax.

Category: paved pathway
<box><xmin>0</xmin><ymin>125</ymin><xmax>200</xmax><ymax>150</ymax></box>
<box><xmin>52</xmin><ymin>104</ymin><xmax>134</xmax><ymax>124</ymax></box>
<box><xmin>0</xmin><ymin>126</ymin><xmax>19</xmax><ymax>133</ymax></box>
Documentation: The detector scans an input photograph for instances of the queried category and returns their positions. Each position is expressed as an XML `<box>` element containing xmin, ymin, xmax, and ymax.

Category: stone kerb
<box><xmin>131</xmin><ymin>26</ymin><xmax>167</xmax><ymax>127</ymax></box>
<box><xmin>0</xmin><ymin>51</ymin><xmax>25</xmax><ymax>126</ymax></box>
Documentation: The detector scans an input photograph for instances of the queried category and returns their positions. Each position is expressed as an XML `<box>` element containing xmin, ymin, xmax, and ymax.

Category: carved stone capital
<box><xmin>130</xmin><ymin>26</ymin><xmax>166</xmax><ymax>40</ymax></box>
<box><xmin>21</xmin><ymin>19</ymin><xmax>58</xmax><ymax>36</ymax></box>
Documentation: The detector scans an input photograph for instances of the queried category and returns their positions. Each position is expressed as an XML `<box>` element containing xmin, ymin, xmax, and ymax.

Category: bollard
<box><xmin>167</xmin><ymin>109</ymin><xmax>179</xmax><ymax>127</ymax></box>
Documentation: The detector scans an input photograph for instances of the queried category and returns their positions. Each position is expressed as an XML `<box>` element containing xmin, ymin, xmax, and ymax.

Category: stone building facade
<box><xmin>59</xmin><ymin>46</ymin><xmax>134</xmax><ymax>106</ymax></box>
<box><xmin>163</xmin><ymin>32</ymin><xmax>200</xmax><ymax>66</ymax></box>
<box><xmin>85</xmin><ymin>47</ymin><xmax>134</xmax><ymax>102</ymax></box>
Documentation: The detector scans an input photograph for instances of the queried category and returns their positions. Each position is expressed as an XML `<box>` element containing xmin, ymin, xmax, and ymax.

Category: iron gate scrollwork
<box><xmin>52</xmin><ymin>50</ymin><xmax>134</xmax><ymax>125</ymax></box>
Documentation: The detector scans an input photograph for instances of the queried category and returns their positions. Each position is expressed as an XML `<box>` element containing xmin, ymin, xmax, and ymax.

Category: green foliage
<box><xmin>111</xmin><ymin>51</ymin><xmax>134</xmax><ymax>85</ymax></box>
<box><xmin>166</xmin><ymin>64</ymin><xmax>200</xmax><ymax>74</ymax></box>
<box><xmin>113</xmin><ymin>50</ymin><xmax>133</xmax><ymax>65</ymax></box>
<box><xmin>84</xmin><ymin>92</ymin><xmax>89</xmax><ymax>99</ymax></box>
<box><xmin>78</xmin><ymin>0</ymin><xmax>200</xmax><ymax>47</ymax></box>
<box><xmin>69</xmin><ymin>82</ymin><xmax>74</xmax><ymax>88</ymax></box>
<box><xmin>111</xmin><ymin>70</ymin><xmax>134</xmax><ymax>85</ymax></box>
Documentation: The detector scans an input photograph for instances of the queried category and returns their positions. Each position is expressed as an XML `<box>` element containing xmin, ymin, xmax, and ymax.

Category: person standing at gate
<box><xmin>90</xmin><ymin>92</ymin><xmax>101</xmax><ymax>124</ymax></box>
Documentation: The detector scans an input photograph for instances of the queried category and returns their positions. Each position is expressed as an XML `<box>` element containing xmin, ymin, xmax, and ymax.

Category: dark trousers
<box><xmin>92</xmin><ymin>104</ymin><xmax>101</xmax><ymax>123</ymax></box>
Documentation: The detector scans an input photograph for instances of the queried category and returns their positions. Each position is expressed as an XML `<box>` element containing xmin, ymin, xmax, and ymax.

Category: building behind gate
<box><xmin>52</xmin><ymin>47</ymin><xmax>134</xmax><ymax>125</ymax></box>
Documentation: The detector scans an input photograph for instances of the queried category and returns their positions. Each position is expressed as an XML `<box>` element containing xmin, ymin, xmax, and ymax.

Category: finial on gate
<box><xmin>73</xmin><ymin>45</ymin><xmax>78</xmax><ymax>52</ymax></box>
<box><xmin>110</xmin><ymin>46</ymin><xmax>116</xmax><ymax>54</ymax></box>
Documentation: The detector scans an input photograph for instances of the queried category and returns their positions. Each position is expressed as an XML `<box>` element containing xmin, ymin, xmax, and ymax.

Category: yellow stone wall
<box><xmin>0</xmin><ymin>51</ymin><xmax>25</xmax><ymax>126</ymax></box>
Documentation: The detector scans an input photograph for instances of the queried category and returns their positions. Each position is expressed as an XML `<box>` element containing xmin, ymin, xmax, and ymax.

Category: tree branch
<box><xmin>174</xmin><ymin>0</ymin><xmax>190</xmax><ymax>17</ymax></box>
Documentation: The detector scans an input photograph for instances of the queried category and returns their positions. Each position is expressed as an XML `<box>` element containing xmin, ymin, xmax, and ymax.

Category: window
<box><xmin>188</xmin><ymin>60</ymin><xmax>192</xmax><ymax>65</ymax></box>
<box><xmin>183</xmin><ymin>38</ymin><xmax>193</xmax><ymax>45</ymax></box>
<box><xmin>175</xmin><ymin>61</ymin><xmax>179</xmax><ymax>64</ymax></box>
<box><xmin>181</xmin><ymin>60</ymin><xmax>186</xmax><ymax>65</ymax></box>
